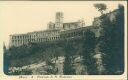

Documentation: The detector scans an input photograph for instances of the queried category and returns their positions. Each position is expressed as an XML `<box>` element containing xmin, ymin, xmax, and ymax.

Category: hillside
<box><xmin>4</xmin><ymin>6</ymin><xmax>124</xmax><ymax>75</ymax></box>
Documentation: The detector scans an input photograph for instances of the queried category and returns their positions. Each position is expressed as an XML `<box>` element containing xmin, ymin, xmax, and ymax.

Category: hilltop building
<box><xmin>9</xmin><ymin>12</ymin><xmax>86</xmax><ymax>47</ymax></box>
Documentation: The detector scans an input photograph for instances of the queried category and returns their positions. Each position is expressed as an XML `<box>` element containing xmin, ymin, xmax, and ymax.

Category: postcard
<box><xmin>0</xmin><ymin>1</ymin><xmax>127</xmax><ymax>80</ymax></box>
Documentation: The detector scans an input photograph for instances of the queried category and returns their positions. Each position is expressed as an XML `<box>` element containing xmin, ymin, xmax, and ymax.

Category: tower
<box><xmin>55</xmin><ymin>12</ymin><xmax>63</xmax><ymax>30</ymax></box>
<box><xmin>47</xmin><ymin>21</ymin><xmax>55</xmax><ymax>30</ymax></box>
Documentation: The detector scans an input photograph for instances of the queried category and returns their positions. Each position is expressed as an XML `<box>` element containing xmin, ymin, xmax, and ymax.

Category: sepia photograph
<box><xmin>0</xmin><ymin>1</ymin><xmax>127</xmax><ymax>80</ymax></box>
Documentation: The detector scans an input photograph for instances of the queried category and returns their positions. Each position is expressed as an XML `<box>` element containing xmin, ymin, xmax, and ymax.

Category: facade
<box><xmin>9</xmin><ymin>12</ymin><xmax>86</xmax><ymax>47</ymax></box>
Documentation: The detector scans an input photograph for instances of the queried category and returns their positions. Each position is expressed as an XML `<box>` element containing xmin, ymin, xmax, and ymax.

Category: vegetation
<box><xmin>82</xmin><ymin>30</ymin><xmax>98</xmax><ymax>74</ymax></box>
<box><xmin>98</xmin><ymin>5</ymin><xmax>124</xmax><ymax>74</ymax></box>
<box><xmin>94</xmin><ymin>3</ymin><xmax>107</xmax><ymax>15</ymax></box>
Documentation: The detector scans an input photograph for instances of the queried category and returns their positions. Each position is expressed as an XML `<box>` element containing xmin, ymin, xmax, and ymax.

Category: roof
<box><xmin>63</xmin><ymin>22</ymin><xmax>79</xmax><ymax>24</ymax></box>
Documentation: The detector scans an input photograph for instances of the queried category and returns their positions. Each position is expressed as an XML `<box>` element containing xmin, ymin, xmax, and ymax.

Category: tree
<box><xmin>63</xmin><ymin>53</ymin><xmax>75</xmax><ymax>75</ymax></box>
<box><xmin>82</xmin><ymin>30</ymin><xmax>97</xmax><ymax>74</ymax></box>
<box><xmin>94</xmin><ymin>3</ymin><xmax>107</xmax><ymax>15</ymax></box>
<box><xmin>98</xmin><ymin>6</ymin><xmax>124</xmax><ymax>74</ymax></box>
<box><xmin>63</xmin><ymin>41</ymin><xmax>75</xmax><ymax>75</ymax></box>
<box><xmin>118</xmin><ymin>4</ymin><xmax>124</xmax><ymax>10</ymax></box>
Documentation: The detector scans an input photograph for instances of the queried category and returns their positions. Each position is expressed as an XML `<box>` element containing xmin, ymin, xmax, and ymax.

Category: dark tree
<box><xmin>98</xmin><ymin>5</ymin><xmax>124</xmax><ymax>74</ymax></box>
<box><xmin>94</xmin><ymin>3</ymin><xmax>107</xmax><ymax>15</ymax></box>
<box><xmin>82</xmin><ymin>30</ymin><xmax>97</xmax><ymax>74</ymax></box>
<box><xmin>63</xmin><ymin>41</ymin><xmax>75</xmax><ymax>75</ymax></box>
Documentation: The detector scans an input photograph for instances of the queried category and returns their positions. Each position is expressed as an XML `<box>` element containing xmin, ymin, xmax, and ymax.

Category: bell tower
<box><xmin>55</xmin><ymin>12</ymin><xmax>63</xmax><ymax>30</ymax></box>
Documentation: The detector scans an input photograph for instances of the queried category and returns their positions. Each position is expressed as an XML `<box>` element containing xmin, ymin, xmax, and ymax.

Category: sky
<box><xmin>0</xmin><ymin>1</ymin><xmax>125</xmax><ymax>46</ymax></box>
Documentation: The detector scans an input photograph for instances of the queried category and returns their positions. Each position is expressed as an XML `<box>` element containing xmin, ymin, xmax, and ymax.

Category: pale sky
<box><xmin>0</xmin><ymin>1</ymin><xmax>124</xmax><ymax>46</ymax></box>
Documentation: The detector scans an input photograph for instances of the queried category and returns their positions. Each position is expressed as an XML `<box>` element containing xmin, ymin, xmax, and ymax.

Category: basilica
<box><xmin>9</xmin><ymin>12</ymin><xmax>87</xmax><ymax>47</ymax></box>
